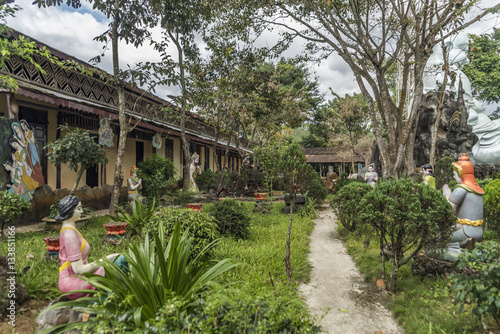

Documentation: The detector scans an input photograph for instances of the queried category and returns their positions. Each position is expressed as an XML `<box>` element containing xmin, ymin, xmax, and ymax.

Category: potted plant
<box><xmin>45</xmin><ymin>126</ymin><xmax>108</xmax><ymax>195</ymax></box>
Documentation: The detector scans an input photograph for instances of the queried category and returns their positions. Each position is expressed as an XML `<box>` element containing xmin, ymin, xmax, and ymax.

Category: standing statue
<box><xmin>127</xmin><ymin>166</ymin><xmax>142</xmax><ymax>203</ymax></box>
<box><xmin>324</xmin><ymin>166</ymin><xmax>338</xmax><ymax>193</ymax></box>
<box><xmin>442</xmin><ymin>153</ymin><xmax>484</xmax><ymax>261</ymax></box>
<box><xmin>421</xmin><ymin>164</ymin><xmax>436</xmax><ymax>189</ymax></box>
<box><xmin>57</xmin><ymin>196</ymin><xmax>126</xmax><ymax>299</ymax></box>
<box><xmin>189</xmin><ymin>153</ymin><xmax>201</xmax><ymax>192</ymax></box>
<box><xmin>364</xmin><ymin>164</ymin><xmax>378</xmax><ymax>187</ymax></box>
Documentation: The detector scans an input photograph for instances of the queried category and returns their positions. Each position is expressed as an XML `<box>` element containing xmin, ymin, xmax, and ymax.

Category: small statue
<box><xmin>324</xmin><ymin>166</ymin><xmax>338</xmax><ymax>193</ymax></box>
<box><xmin>189</xmin><ymin>153</ymin><xmax>201</xmax><ymax>192</ymax></box>
<box><xmin>127</xmin><ymin>166</ymin><xmax>142</xmax><ymax>203</ymax></box>
<box><xmin>364</xmin><ymin>164</ymin><xmax>378</xmax><ymax>187</ymax></box>
<box><xmin>442</xmin><ymin>153</ymin><xmax>484</xmax><ymax>261</ymax></box>
<box><xmin>57</xmin><ymin>196</ymin><xmax>126</xmax><ymax>299</ymax></box>
<box><xmin>421</xmin><ymin>164</ymin><xmax>436</xmax><ymax>189</ymax></box>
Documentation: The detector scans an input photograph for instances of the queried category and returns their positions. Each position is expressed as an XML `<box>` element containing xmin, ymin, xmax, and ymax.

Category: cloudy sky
<box><xmin>6</xmin><ymin>0</ymin><xmax>500</xmax><ymax>111</ymax></box>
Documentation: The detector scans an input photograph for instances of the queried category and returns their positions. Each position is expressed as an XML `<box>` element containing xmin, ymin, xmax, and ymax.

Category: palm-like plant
<box><xmin>108</xmin><ymin>198</ymin><xmax>156</xmax><ymax>236</ymax></box>
<box><xmin>42</xmin><ymin>222</ymin><xmax>239</xmax><ymax>332</ymax></box>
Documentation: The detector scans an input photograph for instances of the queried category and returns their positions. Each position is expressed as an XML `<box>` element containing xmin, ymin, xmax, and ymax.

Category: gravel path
<box><xmin>300</xmin><ymin>204</ymin><xmax>403</xmax><ymax>334</ymax></box>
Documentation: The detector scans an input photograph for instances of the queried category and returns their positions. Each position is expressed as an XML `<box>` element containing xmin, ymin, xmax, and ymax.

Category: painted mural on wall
<box><xmin>152</xmin><ymin>132</ymin><xmax>162</xmax><ymax>149</ymax></box>
<box><xmin>98</xmin><ymin>118</ymin><xmax>114</xmax><ymax>147</ymax></box>
<box><xmin>2</xmin><ymin>120</ymin><xmax>44</xmax><ymax>201</ymax></box>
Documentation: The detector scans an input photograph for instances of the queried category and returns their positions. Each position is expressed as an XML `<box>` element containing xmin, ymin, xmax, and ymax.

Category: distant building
<box><xmin>302</xmin><ymin>147</ymin><xmax>364</xmax><ymax>176</ymax></box>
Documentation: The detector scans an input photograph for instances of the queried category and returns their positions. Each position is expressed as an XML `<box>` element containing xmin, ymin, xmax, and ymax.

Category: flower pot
<box><xmin>254</xmin><ymin>193</ymin><xmax>269</xmax><ymax>201</ymax></box>
<box><xmin>103</xmin><ymin>222</ymin><xmax>128</xmax><ymax>236</ymax></box>
<box><xmin>43</xmin><ymin>235</ymin><xmax>60</xmax><ymax>252</ymax></box>
<box><xmin>186</xmin><ymin>203</ymin><xmax>203</xmax><ymax>212</ymax></box>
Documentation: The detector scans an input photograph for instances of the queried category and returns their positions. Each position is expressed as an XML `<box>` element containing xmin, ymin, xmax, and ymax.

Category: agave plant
<box><xmin>108</xmin><ymin>198</ymin><xmax>156</xmax><ymax>236</ymax></box>
<box><xmin>41</xmin><ymin>222</ymin><xmax>239</xmax><ymax>333</ymax></box>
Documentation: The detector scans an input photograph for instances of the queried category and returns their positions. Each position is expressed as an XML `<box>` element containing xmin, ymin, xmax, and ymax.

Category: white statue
<box><xmin>423</xmin><ymin>32</ymin><xmax>500</xmax><ymax>166</ymax></box>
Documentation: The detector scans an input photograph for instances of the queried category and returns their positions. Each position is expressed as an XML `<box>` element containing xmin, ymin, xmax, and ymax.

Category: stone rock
<box><xmin>92</xmin><ymin>186</ymin><xmax>109</xmax><ymax>210</ymax></box>
<box><xmin>414</xmin><ymin>90</ymin><xmax>478</xmax><ymax>166</ymax></box>
<box><xmin>75</xmin><ymin>185</ymin><xmax>96</xmax><ymax>209</ymax></box>
<box><xmin>54</xmin><ymin>188</ymin><xmax>70</xmax><ymax>201</ymax></box>
<box><xmin>36</xmin><ymin>297</ymin><xmax>83</xmax><ymax>333</ymax></box>
<box><xmin>18</xmin><ymin>184</ymin><xmax>55</xmax><ymax>223</ymax></box>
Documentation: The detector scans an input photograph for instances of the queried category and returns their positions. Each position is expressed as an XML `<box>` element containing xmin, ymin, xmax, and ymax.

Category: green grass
<box><xmin>340</xmin><ymin>226</ymin><xmax>489</xmax><ymax>333</ymax></box>
<box><xmin>0</xmin><ymin>215</ymin><xmax>127</xmax><ymax>301</ymax></box>
<box><xmin>1</xmin><ymin>202</ymin><xmax>318</xmax><ymax>331</ymax></box>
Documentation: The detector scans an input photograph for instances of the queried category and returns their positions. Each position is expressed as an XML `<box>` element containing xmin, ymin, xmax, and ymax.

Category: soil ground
<box><xmin>299</xmin><ymin>203</ymin><xmax>403</xmax><ymax>334</ymax></box>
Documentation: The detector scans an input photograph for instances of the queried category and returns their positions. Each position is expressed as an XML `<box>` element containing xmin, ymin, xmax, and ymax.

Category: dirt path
<box><xmin>300</xmin><ymin>204</ymin><xmax>403</xmax><ymax>334</ymax></box>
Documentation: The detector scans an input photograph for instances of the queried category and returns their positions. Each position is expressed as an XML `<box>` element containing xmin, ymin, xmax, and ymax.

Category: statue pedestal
<box><xmin>42</xmin><ymin>216</ymin><xmax>91</xmax><ymax>231</ymax></box>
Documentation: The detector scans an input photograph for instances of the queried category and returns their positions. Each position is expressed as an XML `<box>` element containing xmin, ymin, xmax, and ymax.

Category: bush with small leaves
<box><xmin>331</xmin><ymin>182</ymin><xmax>373</xmax><ymax>233</ymax></box>
<box><xmin>205</xmin><ymin>199</ymin><xmax>251</xmax><ymax>239</ymax></box>
<box><xmin>452</xmin><ymin>241</ymin><xmax>500</xmax><ymax>326</ymax></box>
<box><xmin>144</xmin><ymin>207</ymin><xmax>219</xmax><ymax>258</ymax></box>
<box><xmin>434</xmin><ymin>156</ymin><xmax>455</xmax><ymax>189</ymax></box>
<box><xmin>359</xmin><ymin>178</ymin><xmax>455</xmax><ymax>292</ymax></box>
<box><xmin>137</xmin><ymin>154</ymin><xmax>176</xmax><ymax>200</ymax></box>
<box><xmin>301</xmin><ymin>165</ymin><xmax>327</xmax><ymax>202</ymax></box>
<box><xmin>195</xmin><ymin>169</ymin><xmax>217</xmax><ymax>192</ymax></box>
<box><xmin>0</xmin><ymin>191</ymin><xmax>31</xmax><ymax>238</ymax></box>
<box><xmin>484</xmin><ymin>179</ymin><xmax>500</xmax><ymax>235</ymax></box>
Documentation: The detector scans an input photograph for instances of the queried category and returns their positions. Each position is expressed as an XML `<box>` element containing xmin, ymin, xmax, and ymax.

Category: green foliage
<box><xmin>452</xmin><ymin>241</ymin><xmax>500</xmax><ymax>326</ymax></box>
<box><xmin>45</xmin><ymin>126</ymin><xmax>108</xmax><ymax>193</ymax></box>
<box><xmin>477</xmin><ymin>178</ymin><xmax>492</xmax><ymax>189</ymax></box>
<box><xmin>233</xmin><ymin>165</ymin><xmax>264</xmax><ymax>196</ymax></box>
<box><xmin>205</xmin><ymin>199</ymin><xmax>251</xmax><ymax>239</ymax></box>
<box><xmin>163</xmin><ymin>190</ymin><xmax>194</xmax><ymax>206</ymax></box>
<box><xmin>145</xmin><ymin>207</ymin><xmax>219</xmax><ymax>258</ymax></box>
<box><xmin>301</xmin><ymin>165</ymin><xmax>327</xmax><ymax>202</ymax></box>
<box><xmin>484</xmin><ymin>179</ymin><xmax>500</xmax><ymax>235</ymax></box>
<box><xmin>463</xmin><ymin>29</ymin><xmax>500</xmax><ymax>103</ymax></box>
<box><xmin>255</xmin><ymin>137</ymin><xmax>289</xmax><ymax>194</ymax></box>
<box><xmin>359</xmin><ymin>179</ymin><xmax>456</xmax><ymax>292</ymax></box>
<box><xmin>195</xmin><ymin>169</ymin><xmax>217</xmax><ymax>192</ymax></box>
<box><xmin>109</xmin><ymin>198</ymin><xmax>157</xmax><ymax>236</ymax></box>
<box><xmin>434</xmin><ymin>156</ymin><xmax>455</xmax><ymax>189</ymax></box>
<box><xmin>331</xmin><ymin>182</ymin><xmax>372</xmax><ymax>232</ymax></box>
<box><xmin>43</xmin><ymin>223</ymin><xmax>239</xmax><ymax>332</ymax></box>
<box><xmin>137</xmin><ymin>154</ymin><xmax>176</xmax><ymax>200</ymax></box>
<box><xmin>0</xmin><ymin>190</ymin><xmax>31</xmax><ymax>237</ymax></box>
<box><xmin>335</xmin><ymin>175</ymin><xmax>362</xmax><ymax>192</ymax></box>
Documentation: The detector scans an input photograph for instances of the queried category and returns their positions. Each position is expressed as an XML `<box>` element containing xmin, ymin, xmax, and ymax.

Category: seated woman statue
<box><xmin>442</xmin><ymin>153</ymin><xmax>484</xmax><ymax>261</ymax></box>
<box><xmin>127</xmin><ymin>166</ymin><xmax>142</xmax><ymax>203</ymax></box>
<box><xmin>57</xmin><ymin>196</ymin><xmax>122</xmax><ymax>299</ymax></box>
<box><xmin>421</xmin><ymin>164</ymin><xmax>436</xmax><ymax>189</ymax></box>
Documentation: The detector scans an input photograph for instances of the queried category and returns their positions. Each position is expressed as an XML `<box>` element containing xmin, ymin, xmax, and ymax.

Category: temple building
<box><xmin>0</xmin><ymin>29</ymin><xmax>250</xmax><ymax>207</ymax></box>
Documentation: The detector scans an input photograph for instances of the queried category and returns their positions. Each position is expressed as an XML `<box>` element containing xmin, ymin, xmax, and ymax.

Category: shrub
<box><xmin>163</xmin><ymin>190</ymin><xmax>194</xmax><ymax>206</ymax></box>
<box><xmin>359</xmin><ymin>178</ymin><xmax>456</xmax><ymax>292</ymax></box>
<box><xmin>205</xmin><ymin>199</ymin><xmax>251</xmax><ymax>239</ymax></box>
<box><xmin>452</xmin><ymin>241</ymin><xmax>500</xmax><ymax>326</ymax></box>
<box><xmin>301</xmin><ymin>165</ymin><xmax>327</xmax><ymax>202</ymax></box>
<box><xmin>331</xmin><ymin>182</ymin><xmax>372</xmax><ymax>233</ymax></box>
<box><xmin>109</xmin><ymin>198</ymin><xmax>157</xmax><ymax>236</ymax></box>
<box><xmin>234</xmin><ymin>165</ymin><xmax>264</xmax><ymax>196</ymax></box>
<box><xmin>144</xmin><ymin>207</ymin><xmax>219</xmax><ymax>258</ymax></box>
<box><xmin>0</xmin><ymin>191</ymin><xmax>31</xmax><ymax>238</ymax></box>
<box><xmin>477</xmin><ymin>178</ymin><xmax>493</xmax><ymax>189</ymax></box>
<box><xmin>137</xmin><ymin>154</ymin><xmax>176</xmax><ymax>199</ymax></box>
<box><xmin>434</xmin><ymin>156</ymin><xmax>454</xmax><ymax>189</ymax></box>
<box><xmin>195</xmin><ymin>169</ymin><xmax>217</xmax><ymax>192</ymax></box>
<box><xmin>484</xmin><ymin>179</ymin><xmax>500</xmax><ymax>234</ymax></box>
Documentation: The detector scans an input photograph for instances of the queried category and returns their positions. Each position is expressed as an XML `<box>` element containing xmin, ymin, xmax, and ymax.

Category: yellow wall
<box><xmin>172</xmin><ymin>138</ymin><xmax>182</xmax><ymax>178</ymax></box>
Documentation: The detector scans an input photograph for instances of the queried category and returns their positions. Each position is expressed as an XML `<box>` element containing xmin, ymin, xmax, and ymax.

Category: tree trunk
<box><xmin>70</xmin><ymin>166</ymin><xmax>86</xmax><ymax>195</ymax></box>
<box><xmin>108</xmin><ymin>3</ymin><xmax>126</xmax><ymax>215</ymax></box>
<box><xmin>284</xmin><ymin>192</ymin><xmax>294</xmax><ymax>283</ymax></box>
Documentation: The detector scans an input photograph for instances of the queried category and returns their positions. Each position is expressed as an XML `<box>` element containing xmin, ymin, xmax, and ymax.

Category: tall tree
<box><xmin>218</xmin><ymin>0</ymin><xmax>499</xmax><ymax>176</ymax></box>
<box><xmin>329</xmin><ymin>93</ymin><xmax>370</xmax><ymax>173</ymax></box>
<box><xmin>34</xmin><ymin>0</ymin><xmax>157</xmax><ymax>213</ymax></box>
<box><xmin>149</xmin><ymin>0</ymin><xmax>213</xmax><ymax>192</ymax></box>
<box><xmin>463</xmin><ymin>28</ymin><xmax>500</xmax><ymax>104</ymax></box>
